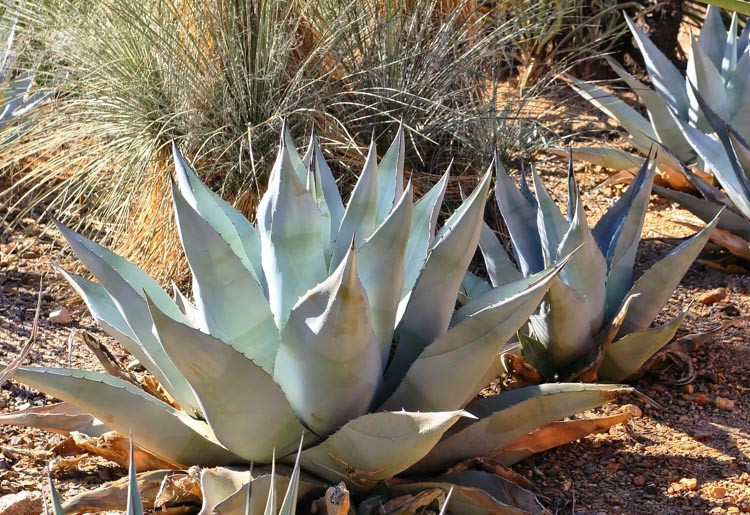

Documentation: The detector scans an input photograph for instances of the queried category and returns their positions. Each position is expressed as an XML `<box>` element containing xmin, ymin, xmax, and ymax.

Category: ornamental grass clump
<box><xmin>1</xmin><ymin>127</ymin><xmax>633</xmax><ymax>513</ymax></box>
<box><xmin>463</xmin><ymin>155</ymin><xmax>717</xmax><ymax>383</ymax></box>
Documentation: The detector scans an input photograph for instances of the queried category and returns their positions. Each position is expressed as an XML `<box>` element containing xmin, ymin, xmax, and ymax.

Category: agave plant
<box><xmin>560</xmin><ymin>5</ymin><xmax>748</xmax><ymax>190</ymax></box>
<box><xmin>0</xmin><ymin>126</ymin><xmax>632</xmax><ymax>512</ymax></box>
<box><xmin>654</xmin><ymin>86</ymin><xmax>750</xmax><ymax>260</ymax></box>
<box><xmin>461</xmin><ymin>155</ymin><xmax>717</xmax><ymax>382</ymax></box>
<box><xmin>0</xmin><ymin>4</ymin><xmax>49</xmax><ymax>136</ymax></box>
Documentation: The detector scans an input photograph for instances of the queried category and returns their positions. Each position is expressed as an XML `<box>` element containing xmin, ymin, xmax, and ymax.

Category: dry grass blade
<box><xmin>0</xmin><ymin>276</ymin><xmax>42</xmax><ymax>386</ymax></box>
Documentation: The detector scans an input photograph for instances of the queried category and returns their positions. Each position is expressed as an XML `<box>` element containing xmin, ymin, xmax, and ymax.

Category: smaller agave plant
<box><xmin>560</xmin><ymin>6</ymin><xmax>748</xmax><ymax>191</ymax></box>
<box><xmin>0</xmin><ymin>125</ymin><xmax>633</xmax><ymax>513</ymax></box>
<box><xmin>461</xmin><ymin>155</ymin><xmax>717</xmax><ymax>382</ymax></box>
<box><xmin>0</xmin><ymin>4</ymin><xmax>50</xmax><ymax>135</ymax></box>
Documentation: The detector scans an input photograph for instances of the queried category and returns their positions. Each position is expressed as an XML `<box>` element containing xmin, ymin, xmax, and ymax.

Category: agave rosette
<box><xmin>560</xmin><ymin>6</ymin><xmax>749</xmax><ymax>190</ymax></box>
<box><xmin>1</xmin><ymin>126</ymin><xmax>632</xmax><ymax>513</ymax></box>
<box><xmin>461</xmin><ymin>155</ymin><xmax>717</xmax><ymax>382</ymax></box>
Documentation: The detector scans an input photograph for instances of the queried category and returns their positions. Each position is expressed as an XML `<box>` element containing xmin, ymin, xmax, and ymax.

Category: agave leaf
<box><xmin>383</xmin><ymin>261</ymin><xmax>561</xmax><ymax>413</ymax></box>
<box><xmin>0</xmin><ymin>403</ymin><xmax>108</xmax><ymax>437</ymax></box>
<box><xmin>409</xmin><ymin>384</ymin><xmax>629</xmax><ymax>474</ymax></box>
<box><xmin>459</xmin><ymin>271</ymin><xmax>493</xmax><ymax>302</ymax></box>
<box><xmin>303</xmin><ymin>134</ymin><xmax>345</xmax><ymax>230</ymax></box>
<box><xmin>728</xmin><ymin>127</ymin><xmax>750</xmax><ymax>174</ymax></box>
<box><xmin>619</xmin><ymin>214</ymin><xmax>718</xmax><ymax>335</ymax></box>
<box><xmin>199</xmin><ymin>467</ymin><xmax>248</xmax><ymax>515</ymax></box>
<box><xmin>531</xmin><ymin>164</ymin><xmax>567</xmax><ymax>265</ymax></box>
<box><xmin>148</xmin><ymin>300</ymin><xmax>305</xmax><ymax>462</ymax></box>
<box><xmin>375</xmin><ymin>125</ymin><xmax>405</xmax><ymax>224</ymax></box>
<box><xmin>606</xmin><ymin>58</ymin><xmax>694</xmax><ymax>161</ymax></box>
<box><xmin>330</xmin><ymin>139</ymin><xmax>379</xmax><ymax>269</ymax></box>
<box><xmin>126</xmin><ymin>438</ymin><xmax>144</xmax><ymax>515</ymax></box>
<box><xmin>696</xmin><ymin>4</ymin><xmax>727</xmax><ymax>72</ymax></box>
<box><xmin>566</xmin><ymin>74</ymin><xmax>655</xmax><ymax>143</ymax></box>
<box><xmin>495</xmin><ymin>159</ymin><xmax>543</xmax><ymax>275</ymax></box>
<box><xmin>625</xmin><ymin>15</ymin><xmax>690</xmax><ymax>118</ymax></box>
<box><xmin>53</xmin><ymin>222</ymin><xmax>199</xmax><ymax>415</ymax></box>
<box><xmin>556</xmin><ymin>184</ymin><xmax>607</xmax><ymax>329</ymax></box>
<box><xmin>48</xmin><ymin>471</ymin><xmax>65</xmax><ymax>515</ymax></box>
<box><xmin>171</xmin><ymin>281</ymin><xmax>199</xmax><ymax>327</ymax></box>
<box><xmin>600</xmin><ymin>309</ymin><xmax>689</xmax><ymax>381</ymax></box>
<box><xmin>723</xmin><ymin>13</ymin><xmax>739</xmax><ymax>79</ymax></box>
<box><xmin>262</xmin><ymin>459</ymin><xmax>276</xmax><ymax>515</ymax></box>
<box><xmin>399</xmin><ymin>170</ymin><xmax>449</xmax><ymax>309</ymax></box>
<box><xmin>278</xmin><ymin>439</ymin><xmax>304</xmax><ymax>515</ymax></box>
<box><xmin>5</xmin><ymin>366</ymin><xmax>237</xmax><ymax>466</ymax></box>
<box><xmin>687</xmin><ymin>38</ymin><xmax>730</xmax><ymax>128</ymax></box>
<box><xmin>726</xmin><ymin>48</ymin><xmax>750</xmax><ymax>118</ymax></box>
<box><xmin>358</xmin><ymin>184</ymin><xmax>413</xmax><ymax>366</ymax></box>
<box><xmin>385</xmin><ymin>170</ymin><xmax>490</xmax><ymax>394</ymax></box>
<box><xmin>275</xmin><ymin>247</ymin><xmax>381</xmax><ymax>436</ymax></box>
<box><xmin>53</xmin><ymin>266</ymin><xmax>163</xmax><ymax>382</ymax></box>
<box><xmin>478</xmin><ymin>223</ymin><xmax>522</xmax><ymax>288</ymax></box>
<box><xmin>389</xmin><ymin>471</ymin><xmax>541</xmax><ymax>515</ymax></box>
<box><xmin>172</xmin><ymin>144</ymin><xmax>264</xmax><ymax>286</ymax></box>
<box><xmin>517</xmin><ymin>331</ymin><xmax>556</xmax><ymax>381</ymax></box>
<box><xmin>298</xmin><ymin>410</ymin><xmax>467</xmax><ymax>491</ymax></box>
<box><xmin>548</xmin><ymin>147</ymin><xmax>644</xmax><ymax>171</ymax></box>
<box><xmin>257</xmin><ymin>140</ymin><xmax>327</xmax><ymax>329</ymax></box>
<box><xmin>284</xmin><ymin>126</ymin><xmax>307</xmax><ymax>182</ymax></box>
<box><xmin>172</xmin><ymin>186</ymin><xmax>279</xmax><ymax>373</ymax></box>
<box><xmin>653</xmin><ymin>184</ymin><xmax>750</xmax><ymax>239</ymax></box>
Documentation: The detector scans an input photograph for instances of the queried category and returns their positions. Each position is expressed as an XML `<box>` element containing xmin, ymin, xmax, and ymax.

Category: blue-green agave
<box><xmin>462</xmin><ymin>155</ymin><xmax>717</xmax><ymax>382</ymax></box>
<box><xmin>0</xmin><ymin>127</ymin><xmax>631</xmax><ymax>513</ymax></box>
<box><xmin>561</xmin><ymin>6</ymin><xmax>749</xmax><ymax>190</ymax></box>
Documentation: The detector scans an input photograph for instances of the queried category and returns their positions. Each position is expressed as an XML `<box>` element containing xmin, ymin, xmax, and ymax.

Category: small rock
<box><xmin>684</xmin><ymin>384</ymin><xmax>695</xmax><ymax>394</ymax></box>
<box><xmin>633</xmin><ymin>475</ymin><xmax>645</xmax><ymax>486</ymax></box>
<box><xmin>0</xmin><ymin>490</ymin><xmax>42</xmax><ymax>514</ymax></box>
<box><xmin>563</xmin><ymin>480</ymin><xmax>572</xmax><ymax>491</ymax></box>
<box><xmin>48</xmin><ymin>306</ymin><xmax>72</xmax><ymax>325</ymax></box>
<box><xmin>728</xmin><ymin>507</ymin><xmax>740</xmax><ymax>514</ymax></box>
<box><xmin>708</xmin><ymin>485</ymin><xmax>727</xmax><ymax>499</ymax></box>
<box><xmin>680</xmin><ymin>478</ymin><xmax>698</xmax><ymax>491</ymax></box>
<box><xmin>697</xmin><ymin>288</ymin><xmax>727</xmax><ymax>305</ymax></box>
<box><xmin>584</xmin><ymin>462</ymin><xmax>597</xmax><ymax>475</ymax></box>
<box><xmin>694</xmin><ymin>394</ymin><xmax>710</xmax><ymax>406</ymax></box>
<box><xmin>715</xmin><ymin>397</ymin><xmax>735</xmax><ymax>410</ymax></box>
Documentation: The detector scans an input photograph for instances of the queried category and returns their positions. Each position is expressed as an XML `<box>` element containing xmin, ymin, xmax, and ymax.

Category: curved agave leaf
<box><xmin>399</xmin><ymin>170</ymin><xmax>449</xmax><ymax>309</ymax></box>
<box><xmin>625</xmin><ymin>14</ymin><xmax>690</xmax><ymax>118</ymax></box>
<box><xmin>298</xmin><ymin>410</ymin><xmax>467</xmax><ymax>491</ymax></box>
<box><xmin>171</xmin><ymin>281</ymin><xmax>199</xmax><ymax>327</ymax></box>
<box><xmin>384</xmin><ymin>169</ymin><xmax>490</xmax><ymax>394</ymax></box>
<box><xmin>726</xmin><ymin>48</ymin><xmax>750</xmax><ymax>117</ymax></box>
<box><xmin>329</xmin><ymin>139</ymin><xmax>379</xmax><ymax>269</ymax></box>
<box><xmin>606</xmin><ymin>58</ymin><xmax>694</xmax><ymax>161</ymax></box>
<box><xmin>722</xmin><ymin>13</ymin><xmax>739</xmax><ymax>79</ymax></box>
<box><xmin>653</xmin><ymin>184</ymin><xmax>750</xmax><ymax>240</ymax></box>
<box><xmin>409</xmin><ymin>384</ymin><xmax>629</xmax><ymax>474</ymax></box>
<box><xmin>599</xmin><ymin>308</ymin><xmax>689</xmax><ymax>381</ymax></box>
<box><xmin>275</xmin><ymin>248</ymin><xmax>381</xmax><ymax>436</ymax></box>
<box><xmin>687</xmin><ymin>37</ymin><xmax>730</xmax><ymax>128</ymax></box>
<box><xmin>257</xmin><ymin>140</ymin><xmax>327</xmax><ymax>328</ymax></box>
<box><xmin>459</xmin><ymin>271</ymin><xmax>493</xmax><ymax>302</ymax></box>
<box><xmin>495</xmin><ymin>159</ymin><xmax>543</xmax><ymax>275</ymax></box>
<box><xmin>478</xmin><ymin>222</ymin><xmax>522</xmax><ymax>288</ymax></box>
<box><xmin>618</xmin><ymin>214</ymin><xmax>719</xmax><ymax>335</ymax></box>
<box><xmin>389</xmin><ymin>471</ymin><xmax>541</xmax><ymax>515</ymax></box>
<box><xmin>284</xmin><ymin>126</ymin><xmax>308</xmax><ymax>182</ymax></box>
<box><xmin>53</xmin><ymin>222</ymin><xmax>199</xmax><ymax>415</ymax></box>
<box><xmin>172</xmin><ymin>144</ymin><xmax>264</xmax><ymax>286</ymax></box>
<box><xmin>383</xmin><ymin>262</ymin><xmax>562</xmax><ymax>413</ymax></box>
<box><xmin>548</xmin><ymin>147</ymin><xmax>643</xmax><ymax>172</ymax></box>
<box><xmin>148</xmin><ymin>300</ymin><xmax>305</xmax><ymax>462</ymax></box>
<box><xmin>126</xmin><ymin>438</ymin><xmax>144</xmax><ymax>515</ymax></box>
<box><xmin>48</xmin><ymin>471</ymin><xmax>65</xmax><ymax>515</ymax></box>
<box><xmin>172</xmin><ymin>186</ymin><xmax>279</xmax><ymax>373</ymax></box>
<box><xmin>5</xmin><ymin>367</ymin><xmax>237</xmax><ymax>466</ymax></box>
<box><xmin>375</xmin><ymin>124</ymin><xmax>405</xmax><ymax>224</ymax></box>
<box><xmin>357</xmin><ymin>184</ymin><xmax>413</xmax><ymax>366</ymax></box>
<box><xmin>53</xmin><ymin>267</ymin><xmax>162</xmax><ymax>382</ymax></box>
<box><xmin>566</xmin><ymin>74</ymin><xmax>655</xmax><ymax>145</ymax></box>
<box><xmin>199</xmin><ymin>468</ymin><xmax>247</xmax><ymax>515</ymax></box>
<box><xmin>303</xmin><ymin>132</ymin><xmax>345</xmax><ymax>235</ymax></box>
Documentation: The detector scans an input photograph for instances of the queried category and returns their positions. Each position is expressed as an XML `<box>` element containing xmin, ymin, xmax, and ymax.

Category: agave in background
<box><xmin>560</xmin><ymin>5</ymin><xmax>748</xmax><ymax>191</ymax></box>
<box><xmin>1</xmin><ymin>127</ymin><xmax>632</xmax><ymax>513</ymax></box>
<box><xmin>462</xmin><ymin>155</ymin><xmax>717</xmax><ymax>382</ymax></box>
